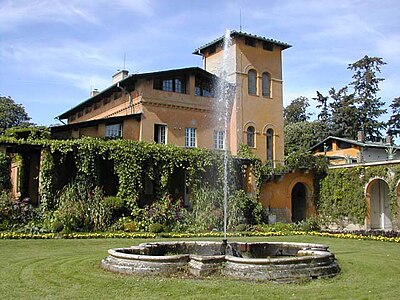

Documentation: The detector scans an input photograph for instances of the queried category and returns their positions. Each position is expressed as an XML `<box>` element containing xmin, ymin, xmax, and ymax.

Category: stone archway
<box><xmin>291</xmin><ymin>182</ymin><xmax>307</xmax><ymax>222</ymax></box>
<box><xmin>367</xmin><ymin>179</ymin><xmax>392</xmax><ymax>230</ymax></box>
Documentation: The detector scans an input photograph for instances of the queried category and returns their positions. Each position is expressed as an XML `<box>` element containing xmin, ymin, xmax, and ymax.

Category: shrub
<box><xmin>228</xmin><ymin>190</ymin><xmax>266</xmax><ymax>228</ymax></box>
<box><xmin>256</xmin><ymin>222</ymin><xmax>296</xmax><ymax>232</ymax></box>
<box><xmin>149</xmin><ymin>223</ymin><xmax>164</xmax><ymax>233</ymax></box>
<box><xmin>52</xmin><ymin>221</ymin><xmax>64</xmax><ymax>233</ymax></box>
<box><xmin>54</xmin><ymin>183</ymin><xmax>111</xmax><ymax>231</ymax></box>
<box><xmin>144</xmin><ymin>195</ymin><xmax>187</xmax><ymax>231</ymax></box>
<box><xmin>295</xmin><ymin>216</ymin><xmax>321</xmax><ymax>232</ymax></box>
<box><xmin>110</xmin><ymin>216</ymin><xmax>133</xmax><ymax>231</ymax></box>
<box><xmin>123</xmin><ymin>222</ymin><xmax>138</xmax><ymax>232</ymax></box>
<box><xmin>235</xmin><ymin>223</ymin><xmax>247</xmax><ymax>232</ymax></box>
<box><xmin>0</xmin><ymin>194</ymin><xmax>39</xmax><ymax>230</ymax></box>
<box><xmin>190</xmin><ymin>188</ymin><xmax>223</xmax><ymax>231</ymax></box>
<box><xmin>0</xmin><ymin>152</ymin><xmax>11</xmax><ymax>191</ymax></box>
<box><xmin>104</xmin><ymin>196</ymin><xmax>128</xmax><ymax>221</ymax></box>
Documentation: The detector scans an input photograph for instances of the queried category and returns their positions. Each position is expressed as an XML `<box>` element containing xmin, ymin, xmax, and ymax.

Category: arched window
<box><xmin>247</xmin><ymin>126</ymin><xmax>255</xmax><ymax>147</ymax></box>
<box><xmin>262</xmin><ymin>73</ymin><xmax>270</xmax><ymax>97</ymax></box>
<box><xmin>266</xmin><ymin>129</ymin><xmax>273</xmax><ymax>161</ymax></box>
<box><xmin>248</xmin><ymin>70</ymin><xmax>257</xmax><ymax>95</ymax></box>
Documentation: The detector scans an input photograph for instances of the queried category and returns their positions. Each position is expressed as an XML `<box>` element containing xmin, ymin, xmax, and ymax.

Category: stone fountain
<box><xmin>101</xmin><ymin>240</ymin><xmax>339</xmax><ymax>283</ymax></box>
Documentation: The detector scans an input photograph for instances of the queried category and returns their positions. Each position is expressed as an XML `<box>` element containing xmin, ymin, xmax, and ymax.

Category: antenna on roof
<box><xmin>123</xmin><ymin>52</ymin><xmax>126</xmax><ymax>70</ymax></box>
<box><xmin>239</xmin><ymin>9</ymin><xmax>242</xmax><ymax>31</ymax></box>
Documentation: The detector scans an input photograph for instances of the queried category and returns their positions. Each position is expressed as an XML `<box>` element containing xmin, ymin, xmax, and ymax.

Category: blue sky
<box><xmin>1</xmin><ymin>0</ymin><xmax>399</xmax><ymax>126</ymax></box>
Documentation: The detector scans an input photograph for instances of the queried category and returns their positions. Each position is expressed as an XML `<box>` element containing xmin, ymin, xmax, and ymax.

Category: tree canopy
<box><xmin>0</xmin><ymin>96</ymin><xmax>31</xmax><ymax>134</ymax></box>
<box><xmin>348</xmin><ymin>55</ymin><xmax>387</xmax><ymax>141</ymax></box>
<box><xmin>387</xmin><ymin>97</ymin><xmax>400</xmax><ymax>137</ymax></box>
<box><xmin>283</xmin><ymin>96</ymin><xmax>311</xmax><ymax>125</ymax></box>
<box><xmin>284</xmin><ymin>55</ymin><xmax>390</xmax><ymax>155</ymax></box>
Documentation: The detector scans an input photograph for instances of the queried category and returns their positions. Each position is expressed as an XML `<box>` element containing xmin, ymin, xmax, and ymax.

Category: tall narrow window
<box><xmin>154</xmin><ymin>124</ymin><xmax>167</xmax><ymax>144</ymax></box>
<box><xmin>213</xmin><ymin>130</ymin><xmax>225</xmax><ymax>150</ymax></box>
<box><xmin>185</xmin><ymin>127</ymin><xmax>197</xmax><ymax>147</ymax></box>
<box><xmin>262</xmin><ymin>73</ymin><xmax>270</xmax><ymax>97</ymax></box>
<box><xmin>248</xmin><ymin>70</ymin><xmax>257</xmax><ymax>95</ymax></box>
<box><xmin>105</xmin><ymin>123</ymin><xmax>122</xmax><ymax>138</ymax></box>
<box><xmin>266</xmin><ymin>129</ymin><xmax>274</xmax><ymax>161</ymax></box>
<box><xmin>247</xmin><ymin>126</ymin><xmax>255</xmax><ymax>148</ymax></box>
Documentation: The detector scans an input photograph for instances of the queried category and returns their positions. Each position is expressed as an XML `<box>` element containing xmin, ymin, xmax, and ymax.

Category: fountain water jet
<box><xmin>215</xmin><ymin>29</ymin><xmax>234</xmax><ymax>238</ymax></box>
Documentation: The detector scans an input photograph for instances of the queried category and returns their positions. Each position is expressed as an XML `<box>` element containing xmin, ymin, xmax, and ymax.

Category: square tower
<box><xmin>194</xmin><ymin>31</ymin><xmax>291</xmax><ymax>164</ymax></box>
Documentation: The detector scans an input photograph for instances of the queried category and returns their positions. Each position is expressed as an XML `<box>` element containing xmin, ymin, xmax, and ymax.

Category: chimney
<box><xmin>357</xmin><ymin>131</ymin><xmax>365</xmax><ymax>143</ymax></box>
<box><xmin>112</xmin><ymin>70</ymin><xmax>129</xmax><ymax>84</ymax></box>
<box><xmin>91</xmin><ymin>88</ymin><xmax>99</xmax><ymax>97</ymax></box>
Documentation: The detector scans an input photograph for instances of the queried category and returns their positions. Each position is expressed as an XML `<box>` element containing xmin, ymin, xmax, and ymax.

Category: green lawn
<box><xmin>0</xmin><ymin>235</ymin><xmax>399</xmax><ymax>299</ymax></box>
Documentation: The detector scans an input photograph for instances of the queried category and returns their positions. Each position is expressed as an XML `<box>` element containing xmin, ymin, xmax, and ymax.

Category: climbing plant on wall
<box><xmin>0</xmin><ymin>136</ymin><xmax>237</xmax><ymax>210</ymax></box>
<box><xmin>0</xmin><ymin>151</ymin><xmax>11</xmax><ymax>191</ymax></box>
<box><xmin>319</xmin><ymin>165</ymin><xmax>400</xmax><ymax>224</ymax></box>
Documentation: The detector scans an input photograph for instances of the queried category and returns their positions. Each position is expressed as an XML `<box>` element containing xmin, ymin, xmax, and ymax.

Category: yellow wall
<box><xmin>259</xmin><ymin>170</ymin><xmax>316</xmax><ymax>222</ymax></box>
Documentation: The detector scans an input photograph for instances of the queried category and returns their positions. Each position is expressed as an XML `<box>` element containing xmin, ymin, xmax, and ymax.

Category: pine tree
<box><xmin>329</xmin><ymin>87</ymin><xmax>360</xmax><ymax>139</ymax></box>
<box><xmin>348</xmin><ymin>55</ymin><xmax>387</xmax><ymax>141</ymax></box>
<box><xmin>387</xmin><ymin>97</ymin><xmax>400</xmax><ymax>137</ymax></box>
<box><xmin>313</xmin><ymin>91</ymin><xmax>331</xmax><ymax>138</ymax></box>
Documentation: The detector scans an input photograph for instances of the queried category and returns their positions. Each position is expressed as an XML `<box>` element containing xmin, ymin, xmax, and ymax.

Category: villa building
<box><xmin>52</xmin><ymin>31</ymin><xmax>291</xmax><ymax>165</ymax></box>
<box><xmin>310</xmin><ymin>135</ymin><xmax>400</xmax><ymax>165</ymax></box>
<box><xmin>0</xmin><ymin>31</ymin><xmax>320</xmax><ymax>225</ymax></box>
<box><xmin>4</xmin><ymin>30</ymin><xmax>397</xmax><ymax>230</ymax></box>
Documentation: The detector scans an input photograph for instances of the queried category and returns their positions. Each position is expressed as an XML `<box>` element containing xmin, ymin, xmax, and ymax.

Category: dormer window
<box><xmin>263</xmin><ymin>42</ymin><xmax>274</xmax><ymax>51</ymax></box>
<box><xmin>208</xmin><ymin>45</ymin><xmax>216</xmax><ymax>55</ymax></box>
<box><xmin>195</xmin><ymin>77</ymin><xmax>213</xmax><ymax>97</ymax></box>
<box><xmin>154</xmin><ymin>77</ymin><xmax>186</xmax><ymax>94</ymax></box>
<box><xmin>245</xmin><ymin>37</ymin><xmax>256</xmax><ymax>47</ymax></box>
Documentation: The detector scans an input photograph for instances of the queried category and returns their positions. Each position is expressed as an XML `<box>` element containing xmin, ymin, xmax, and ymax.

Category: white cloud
<box><xmin>0</xmin><ymin>0</ymin><xmax>154</xmax><ymax>32</ymax></box>
<box><xmin>0</xmin><ymin>0</ymin><xmax>99</xmax><ymax>32</ymax></box>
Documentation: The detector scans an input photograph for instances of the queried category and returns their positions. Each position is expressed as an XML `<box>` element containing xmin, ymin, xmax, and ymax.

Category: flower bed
<box><xmin>0</xmin><ymin>230</ymin><xmax>399</xmax><ymax>242</ymax></box>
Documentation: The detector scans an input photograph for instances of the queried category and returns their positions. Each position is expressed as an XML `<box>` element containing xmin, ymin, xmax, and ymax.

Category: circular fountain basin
<box><xmin>101</xmin><ymin>241</ymin><xmax>340</xmax><ymax>283</ymax></box>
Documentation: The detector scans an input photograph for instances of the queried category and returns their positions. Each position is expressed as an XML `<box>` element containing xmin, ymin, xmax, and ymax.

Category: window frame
<box><xmin>154</xmin><ymin>77</ymin><xmax>187</xmax><ymax>94</ymax></box>
<box><xmin>262</xmin><ymin>72</ymin><xmax>271</xmax><ymax>97</ymax></box>
<box><xmin>185</xmin><ymin>127</ymin><xmax>197</xmax><ymax>148</ymax></box>
<box><xmin>213</xmin><ymin>130</ymin><xmax>225</xmax><ymax>150</ymax></box>
<box><xmin>248</xmin><ymin>69</ymin><xmax>257</xmax><ymax>95</ymax></box>
<box><xmin>266</xmin><ymin>128</ymin><xmax>274</xmax><ymax>161</ymax></box>
<box><xmin>246</xmin><ymin>126</ymin><xmax>255</xmax><ymax>148</ymax></box>
<box><xmin>105</xmin><ymin>123</ymin><xmax>123</xmax><ymax>138</ymax></box>
<box><xmin>154</xmin><ymin>124</ymin><xmax>167</xmax><ymax>144</ymax></box>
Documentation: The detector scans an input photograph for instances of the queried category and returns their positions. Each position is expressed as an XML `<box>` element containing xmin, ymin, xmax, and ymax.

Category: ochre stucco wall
<box><xmin>259</xmin><ymin>170</ymin><xmax>316</xmax><ymax>222</ymax></box>
<box><xmin>204</xmin><ymin>35</ymin><xmax>285</xmax><ymax>162</ymax></box>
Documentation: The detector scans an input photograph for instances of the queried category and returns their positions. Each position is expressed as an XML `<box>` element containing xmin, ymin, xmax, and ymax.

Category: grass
<box><xmin>0</xmin><ymin>235</ymin><xmax>399</xmax><ymax>299</ymax></box>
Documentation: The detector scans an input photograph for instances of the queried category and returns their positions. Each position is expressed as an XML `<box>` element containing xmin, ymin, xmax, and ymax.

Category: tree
<box><xmin>348</xmin><ymin>55</ymin><xmax>387</xmax><ymax>141</ymax></box>
<box><xmin>283</xmin><ymin>96</ymin><xmax>311</xmax><ymax>125</ymax></box>
<box><xmin>0</xmin><ymin>96</ymin><xmax>31</xmax><ymax>134</ymax></box>
<box><xmin>387</xmin><ymin>97</ymin><xmax>400</xmax><ymax>137</ymax></box>
<box><xmin>329</xmin><ymin>87</ymin><xmax>360</xmax><ymax>140</ymax></box>
<box><xmin>284</xmin><ymin>121</ymin><xmax>326</xmax><ymax>155</ymax></box>
<box><xmin>314</xmin><ymin>91</ymin><xmax>330</xmax><ymax>122</ymax></box>
<box><xmin>313</xmin><ymin>91</ymin><xmax>331</xmax><ymax>138</ymax></box>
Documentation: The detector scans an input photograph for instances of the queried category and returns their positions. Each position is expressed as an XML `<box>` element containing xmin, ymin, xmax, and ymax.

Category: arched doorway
<box><xmin>291</xmin><ymin>183</ymin><xmax>307</xmax><ymax>222</ymax></box>
<box><xmin>368</xmin><ymin>179</ymin><xmax>392</xmax><ymax>230</ymax></box>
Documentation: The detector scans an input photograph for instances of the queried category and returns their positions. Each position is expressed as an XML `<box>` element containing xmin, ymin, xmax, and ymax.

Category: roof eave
<box><xmin>193</xmin><ymin>30</ymin><xmax>292</xmax><ymax>55</ymax></box>
<box><xmin>57</xmin><ymin>67</ymin><xmax>217</xmax><ymax>119</ymax></box>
